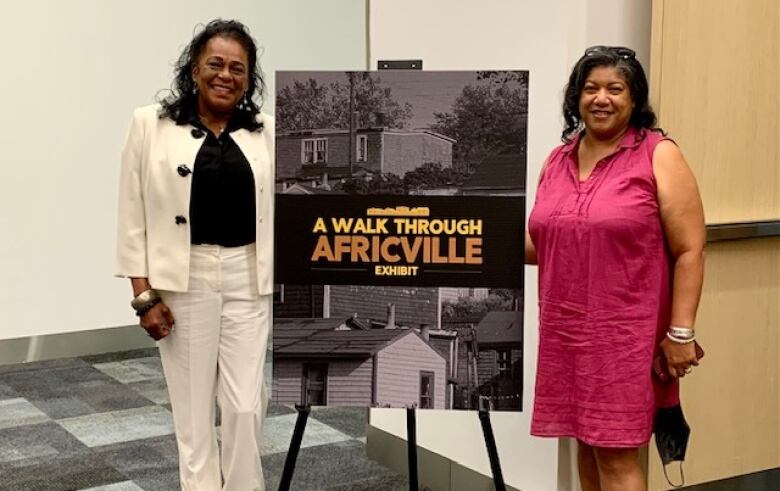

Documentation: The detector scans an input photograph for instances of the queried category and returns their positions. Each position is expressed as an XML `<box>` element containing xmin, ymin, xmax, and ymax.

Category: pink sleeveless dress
<box><xmin>528</xmin><ymin>127</ymin><xmax>679</xmax><ymax>447</ymax></box>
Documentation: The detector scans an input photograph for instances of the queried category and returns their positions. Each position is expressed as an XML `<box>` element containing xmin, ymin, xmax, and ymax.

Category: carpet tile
<box><xmin>0</xmin><ymin>348</ymin><xmax>403</xmax><ymax>490</ymax></box>
<box><xmin>0</xmin><ymin>397</ymin><xmax>50</xmax><ymax>430</ymax></box>
<box><xmin>58</xmin><ymin>405</ymin><xmax>174</xmax><ymax>447</ymax></box>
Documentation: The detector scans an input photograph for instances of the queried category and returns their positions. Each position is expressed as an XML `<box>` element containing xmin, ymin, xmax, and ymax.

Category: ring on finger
<box><xmin>684</xmin><ymin>367</ymin><xmax>692</xmax><ymax>374</ymax></box>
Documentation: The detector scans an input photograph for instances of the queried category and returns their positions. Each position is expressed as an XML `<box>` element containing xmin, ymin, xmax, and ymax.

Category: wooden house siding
<box><xmin>276</xmin><ymin>134</ymin><xmax>314</xmax><ymax>179</ymax></box>
<box><xmin>274</xmin><ymin>284</ymin><xmax>324</xmax><ymax>318</ymax></box>
<box><xmin>325</xmin><ymin>358</ymin><xmax>374</xmax><ymax>406</ymax></box>
<box><xmin>382</xmin><ymin>133</ymin><xmax>453</xmax><ymax>177</ymax></box>
<box><xmin>272</xmin><ymin>357</ymin><xmax>373</xmax><ymax>406</ymax></box>
<box><xmin>276</xmin><ymin>131</ymin><xmax>384</xmax><ymax>180</ymax></box>
<box><xmin>375</xmin><ymin>332</ymin><xmax>446</xmax><ymax>409</ymax></box>
<box><xmin>362</xmin><ymin>132</ymin><xmax>383</xmax><ymax>171</ymax></box>
<box><xmin>272</xmin><ymin>359</ymin><xmax>305</xmax><ymax>405</ymax></box>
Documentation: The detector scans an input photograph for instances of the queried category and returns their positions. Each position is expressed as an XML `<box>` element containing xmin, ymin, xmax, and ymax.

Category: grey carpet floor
<box><xmin>0</xmin><ymin>348</ymin><xmax>406</xmax><ymax>491</ymax></box>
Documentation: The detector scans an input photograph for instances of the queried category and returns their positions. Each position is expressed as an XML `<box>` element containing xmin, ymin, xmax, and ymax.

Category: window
<box><xmin>357</xmin><ymin>135</ymin><xmax>368</xmax><ymax>162</ymax></box>
<box><xmin>302</xmin><ymin>138</ymin><xmax>327</xmax><ymax>164</ymax></box>
<box><xmin>496</xmin><ymin>349</ymin><xmax>511</xmax><ymax>379</ymax></box>
<box><xmin>419</xmin><ymin>371</ymin><xmax>435</xmax><ymax>409</ymax></box>
<box><xmin>303</xmin><ymin>363</ymin><xmax>328</xmax><ymax>406</ymax></box>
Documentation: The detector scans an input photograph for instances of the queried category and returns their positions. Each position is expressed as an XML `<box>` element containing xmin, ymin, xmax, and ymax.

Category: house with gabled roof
<box><xmin>272</xmin><ymin>317</ymin><xmax>448</xmax><ymax>409</ymax></box>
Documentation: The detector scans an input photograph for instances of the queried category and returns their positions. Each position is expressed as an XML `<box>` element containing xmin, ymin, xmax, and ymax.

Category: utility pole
<box><xmin>347</xmin><ymin>72</ymin><xmax>355</xmax><ymax>177</ymax></box>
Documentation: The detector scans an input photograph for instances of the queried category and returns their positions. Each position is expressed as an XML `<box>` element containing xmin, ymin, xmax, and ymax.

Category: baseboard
<box><xmin>0</xmin><ymin>325</ymin><xmax>155</xmax><ymax>366</ymax></box>
<box><xmin>366</xmin><ymin>423</ymin><xmax>521</xmax><ymax>491</ymax></box>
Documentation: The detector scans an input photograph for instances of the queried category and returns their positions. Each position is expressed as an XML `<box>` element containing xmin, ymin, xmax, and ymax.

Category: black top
<box><xmin>187</xmin><ymin>113</ymin><xmax>256</xmax><ymax>247</ymax></box>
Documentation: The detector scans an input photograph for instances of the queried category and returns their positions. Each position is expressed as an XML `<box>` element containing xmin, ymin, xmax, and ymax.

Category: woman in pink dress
<box><xmin>527</xmin><ymin>46</ymin><xmax>706</xmax><ymax>491</ymax></box>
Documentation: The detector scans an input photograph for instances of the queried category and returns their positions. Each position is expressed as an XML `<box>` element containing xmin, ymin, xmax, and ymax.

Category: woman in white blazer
<box><xmin>116</xmin><ymin>19</ymin><xmax>273</xmax><ymax>491</ymax></box>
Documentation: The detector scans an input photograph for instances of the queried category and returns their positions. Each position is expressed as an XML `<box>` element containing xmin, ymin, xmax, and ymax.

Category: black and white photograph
<box><xmin>273</xmin><ymin>71</ymin><xmax>528</xmax><ymax>411</ymax></box>
<box><xmin>275</xmin><ymin>70</ymin><xmax>527</xmax><ymax>196</ymax></box>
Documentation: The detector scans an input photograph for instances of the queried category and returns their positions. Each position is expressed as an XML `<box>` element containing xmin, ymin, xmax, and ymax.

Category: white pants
<box><xmin>158</xmin><ymin>244</ymin><xmax>270</xmax><ymax>491</ymax></box>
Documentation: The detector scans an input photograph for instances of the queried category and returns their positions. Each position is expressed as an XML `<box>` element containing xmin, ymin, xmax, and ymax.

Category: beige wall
<box><xmin>0</xmin><ymin>0</ymin><xmax>367</xmax><ymax>342</ymax></box>
<box><xmin>367</xmin><ymin>1</ymin><xmax>655</xmax><ymax>490</ymax></box>
<box><xmin>649</xmin><ymin>0</ymin><xmax>780</xmax><ymax>488</ymax></box>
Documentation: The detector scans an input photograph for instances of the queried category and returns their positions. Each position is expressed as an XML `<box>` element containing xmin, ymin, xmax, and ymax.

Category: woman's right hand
<box><xmin>140</xmin><ymin>302</ymin><xmax>176</xmax><ymax>340</ymax></box>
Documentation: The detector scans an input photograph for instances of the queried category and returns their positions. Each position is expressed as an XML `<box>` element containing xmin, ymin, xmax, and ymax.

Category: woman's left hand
<box><xmin>660</xmin><ymin>337</ymin><xmax>699</xmax><ymax>378</ymax></box>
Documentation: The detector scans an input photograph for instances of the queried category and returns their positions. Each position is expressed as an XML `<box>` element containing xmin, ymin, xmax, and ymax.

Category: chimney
<box><xmin>420</xmin><ymin>324</ymin><xmax>430</xmax><ymax>341</ymax></box>
<box><xmin>321</xmin><ymin>172</ymin><xmax>330</xmax><ymax>190</ymax></box>
<box><xmin>386</xmin><ymin>303</ymin><xmax>395</xmax><ymax>329</ymax></box>
<box><xmin>374</xmin><ymin>111</ymin><xmax>386</xmax><ymax>128</ymax></box>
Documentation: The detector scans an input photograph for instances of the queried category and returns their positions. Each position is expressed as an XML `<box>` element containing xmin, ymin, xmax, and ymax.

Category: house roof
<box><xmin>274</xmin><ymin>320</ymin><xmax>431</xmax><ymax>357</ymax></box>
<box><xmin>278</xmin><ymin>128</ymin><xmax>383</xmax><ymax>137</ymax></box>
<box><xmin>296</xmin><ymin>165</ymin><xmax>373</xmax><ymax>180</ymax></box>
<box><xmin>383</xmin><ymin>129</ymin><xmax>456</xmax><ymax>143</ymax></box>
<box><xmin>474</xmin><ymin>311</ymin><xmax>523</xmax><ymax>345</ymax></box>
<box><xmin>282</xmin><ymin>183</ymin><xmax>344</xmax><ymax>195</ymax></box>
<box><xmin>277</xmin><ymin>127</ymin><xmax>456</xmax><ymax>143</ymax></box>
<box><xmin>460</xmin><ymin>153</ymin><xmax>525</xmax><ymax>191</ymax></box>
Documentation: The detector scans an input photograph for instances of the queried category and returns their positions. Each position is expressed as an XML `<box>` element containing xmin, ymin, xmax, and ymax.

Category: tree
<box><xmin>335</xmin><ymin>173</ymin><xmax>406</xmax><ymax>195</ymax></box>
<box><xmin>403</xmin><ymin>162</ymin><xmax>468</xmax><ymax>191</ymax></box>
<box><xmin>275</xmin><ymin>78</ymin><xmax>336</xmax><ymax>131</ymax></box>
<box><xmin>276</xmin><ymin>73</ymin><xmax>413</xmax><ymax>131</ymax></box>
<box><xmin>333</xmin><ymin>163</ymin><xmax>470</xmax><ymax>195</ymax></box>
<box><xmin>441</xmin><ymin>291</ymin><xmax>515</xmax><ymax>321</ymax></box>
<box><xmin>430</xmin><ymin>73</ymin><xmax>528</xmax><ymax>170</ymax></box>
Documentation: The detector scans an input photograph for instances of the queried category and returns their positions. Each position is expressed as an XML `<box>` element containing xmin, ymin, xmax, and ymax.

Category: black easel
<box><xmin>479</xmin><ymin>409</ymin><xmax>506</xmax><ymax>491</ymax></box>
<box><xmin>406</xmin><ymin>408</ymin><xmax>419</xmax><ymax>491</ymax></box>
<box><xmin>278</xmin><ymin>404</ymin><xmax>420</xmax><ymax>491</ymax></box>
<box><xmin>278</xmin><ymin>404</ymin><xmax>311</xmax><ymax>491</ymax></box>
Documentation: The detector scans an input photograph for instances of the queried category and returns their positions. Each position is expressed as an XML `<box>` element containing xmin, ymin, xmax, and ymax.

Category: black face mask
<box><xmin>654</xmin><ymin>404</ymin><xmax>691</xmax><ymax>488</ymax></box>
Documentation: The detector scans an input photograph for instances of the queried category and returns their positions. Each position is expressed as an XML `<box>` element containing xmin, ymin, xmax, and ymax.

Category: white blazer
<box><xmin>115</xmin><ymin>104</ymin><xmax>274</xmax><ymax>294</ymax></box>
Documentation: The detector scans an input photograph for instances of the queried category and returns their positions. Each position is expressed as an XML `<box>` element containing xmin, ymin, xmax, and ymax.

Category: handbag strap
<box><xmin>663</xmin><ymin>462</ymin><xmax>686</xmax><ymax>488</ymax></box>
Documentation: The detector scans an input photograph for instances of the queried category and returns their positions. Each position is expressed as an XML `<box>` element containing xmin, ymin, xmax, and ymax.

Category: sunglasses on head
<box><xmin>584</xmin><ymin>46</ymin><xmax>636</xmax><ymax>60</ymax></box>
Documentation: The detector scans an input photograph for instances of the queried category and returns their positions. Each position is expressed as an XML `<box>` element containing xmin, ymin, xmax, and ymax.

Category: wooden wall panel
<box><xmin>652</xmin><ymin>0</ymin><xmax>780</xmax><ymax>223</ymax></box>
<box><xmin>650</xmin><ymin>1</ymin><xmax>780</xmax><ymax>488</ymax></box>
<box><xmin>648</xmin><ymin>239</ymin><xmax>780</xmax><ymax>489</ymax></box>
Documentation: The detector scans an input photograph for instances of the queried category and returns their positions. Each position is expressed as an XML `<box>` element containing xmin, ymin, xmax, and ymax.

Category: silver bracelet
<box><xmin>131</xmin><ymin>289</ymin><xmax>161</xmax><ymax>312</ymax></box>
<box><xmin>666</xmin><ymin>331</ymin><xmax>695</xmax><ymax>344</ymax></box>
<box><xmin>668</xmin><ymin>326</ymin><xmax>695</xmax><ymax>339</ymax></box>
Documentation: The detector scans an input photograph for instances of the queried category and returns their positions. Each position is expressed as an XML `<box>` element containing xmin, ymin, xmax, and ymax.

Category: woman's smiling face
<box><xmin>578</xmin><ymin>65</ymin><xmax>634</xmax><ymax>138</ymax></box>
<box><xmin>192</xmin><ymin>36</ymin><xmax>249</xmax><ymax>116</ymax></box>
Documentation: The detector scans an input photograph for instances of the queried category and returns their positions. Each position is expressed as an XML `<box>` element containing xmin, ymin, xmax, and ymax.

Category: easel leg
<box><xmin>278</xmin><ymin>404</ymin><xmax>311</xmax><ymax>491</ymax></box>
<box><xmin>407</xmin><ymin>408</ymin><xmax>419</xmax><ymax>491</ymax></box>
<box><xmin>479</xmin><ymin>409</ymin><xmax>506</xmax><ymax>491</ymax></box>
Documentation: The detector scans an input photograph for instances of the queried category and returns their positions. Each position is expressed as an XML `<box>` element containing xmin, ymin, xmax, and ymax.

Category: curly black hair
<box><xmin>158</xmin><ymin>19</ymin><xmax>265</xmax><ymax>130</ymax></box>
<box><xmin>562</xmin><ymin>47</ymin><xmax>660</xmax><ymax>142</ymax></box>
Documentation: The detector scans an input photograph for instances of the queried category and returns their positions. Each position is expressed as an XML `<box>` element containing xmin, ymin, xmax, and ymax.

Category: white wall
<box><xmin>367</xmin><ymin>1</ymin><xmax>652</xmax><ymax>490</ymax></box>
<box><xmin>0</xmin><ymin>0</ymin><xmax>366</xmax><ymax>341</ymax></box>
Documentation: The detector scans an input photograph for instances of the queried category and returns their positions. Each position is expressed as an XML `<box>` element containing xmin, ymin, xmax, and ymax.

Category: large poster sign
<box><xmin>272</xmin><ymin>71</ymin><xmax>528</xmax><ymax>411</ymax></box>
<box><xmin>275</xmin><ymin>195</ymin><xmax>524</xmax><ymax>287</ymax></box>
